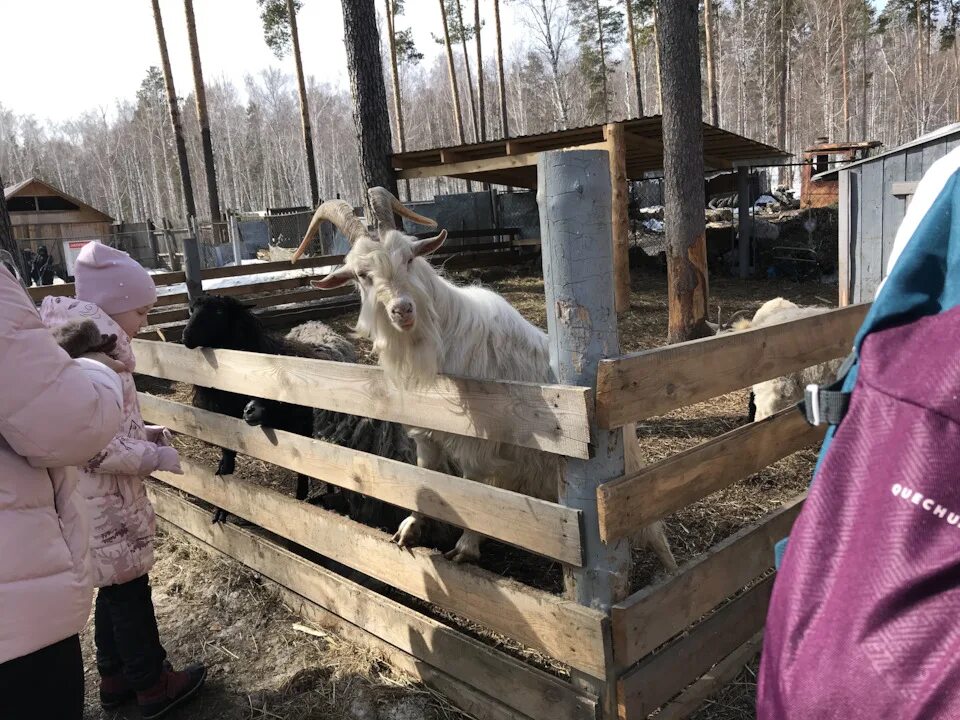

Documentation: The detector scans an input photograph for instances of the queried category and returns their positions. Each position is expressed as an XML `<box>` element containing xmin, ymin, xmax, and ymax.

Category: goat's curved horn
<box><xmin>291</xmin><ymin>200</ymin><xmax>368</xmax><ymax>263</ymax></box>
<box><xmin>368</xmin><ymin>187</ymin><xmax>438</xmax><ymax>232</ymax></box>
<box><xmin>721</xmin><ymin>309</ymin><xmax>752</xmax><ymax>329</ymax></box>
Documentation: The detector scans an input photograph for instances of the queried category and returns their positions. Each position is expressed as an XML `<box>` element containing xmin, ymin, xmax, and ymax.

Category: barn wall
<box><xmin>846</xmin><ymin>131</ymin><xmax>960</xmax><ymax>303</ymax></box>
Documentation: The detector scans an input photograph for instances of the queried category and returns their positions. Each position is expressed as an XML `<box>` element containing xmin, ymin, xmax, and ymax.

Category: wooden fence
<box><xmin>112</xmin><ymin>152</ymin><xmax>866</xmax><ymax>719</ymax></box>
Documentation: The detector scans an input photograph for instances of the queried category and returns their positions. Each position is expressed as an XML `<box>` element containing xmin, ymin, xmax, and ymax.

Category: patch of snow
<box><xmin>638</xmin><ymin>205</ymin><xmax>664</xmax><ymax>214</ymax></box>
<box><xmin>754</xmin><ymin>194</ymin><xmax>777</xmax><ymax>207</ymax></box>
<box><xmin>154</xmin><ymin>265</ymin><xmax>337</xmax><ymax>297</ymax></box>
<box><xmin>642</xmin><ymin>218</ymin><xmax>664</xmax><ymax>233</ymax></box>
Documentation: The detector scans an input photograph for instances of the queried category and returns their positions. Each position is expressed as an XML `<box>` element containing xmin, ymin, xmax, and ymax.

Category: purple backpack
<box><xmin>758</xmin><ymin>149</ymin><xmax>960</xmax><ymax>718</ymax></box>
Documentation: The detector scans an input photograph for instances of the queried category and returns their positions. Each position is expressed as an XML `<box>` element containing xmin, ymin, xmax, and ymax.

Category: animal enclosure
<box><xmin>117</xmin><ymin>152</ymin><xmax>866</xmax><ymax>720</ymax></box>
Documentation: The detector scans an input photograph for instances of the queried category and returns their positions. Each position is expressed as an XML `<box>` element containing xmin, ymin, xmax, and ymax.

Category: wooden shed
<box><xmin>3</xmin><ymin>177</ymin><xmax>114</xmax><ymax>274</ymax></box>
<box><xmin>817</xmin><ymin>123</ymin><xmax>960</xmax><ymax>304</ymax></box>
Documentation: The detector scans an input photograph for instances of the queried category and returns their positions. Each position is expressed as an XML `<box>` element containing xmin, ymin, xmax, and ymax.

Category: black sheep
<box><xmin>180</xmin><ymin>294</ymin><xmax>413</xmax><ymax>533</ymax></box>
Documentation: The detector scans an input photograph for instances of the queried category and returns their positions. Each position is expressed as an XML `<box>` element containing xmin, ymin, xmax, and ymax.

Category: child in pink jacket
<box><xmin>40</xmin><ymin>242</ymin><xmax>206</xmax><ymax>720</ymax></box>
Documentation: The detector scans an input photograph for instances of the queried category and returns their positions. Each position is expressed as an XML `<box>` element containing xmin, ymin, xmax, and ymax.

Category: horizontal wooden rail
<box><xmin>598</xmin><ymin>408</ymin><xmax>822</xmax><ymax>541</ymax></box>
<box><xmin>146</xmin><ymin>286</ymin><xmax>355</xmax><ymax>326</ymax></box>
<box><xmin>611</xmin><ymin>495</ymin><xmax>804</xmax><ymax>669</ymax></box>
<box><xmin>149</xmin><ymin>485</ymin><xmax>596</xmax><ymax>720</ymax></box>
<box><xmin>616</xmin><ymin>576</ymin><xmax>774</xmax><ymax>720</ymax></box>
<box><xmin>140</xmin><ymin>394</ymin><xmax>583</xmax><ymax>565</ymax></box>
<box><xmin>596</xmin><ymin>303</ymin><xmax>869</xmax><ymax>428</ymax></box>
<box><xmin>154</xmin><ymin>274</ymin><xmax>321</xmax><ymax>307</ymax></box>
<box><xmin>26</xmin><ymin>255</ymin><xmax>345</xmax><ymax>303</ymax></box>
<box><xmin>132</xmin><ymin>340</ymin><xmax>591</xmax><ymax>458</ymax></box>
<box><xmin>653</xmin><ymin>632</ymin><xmax>763</xmax><ymax>720</ymax></box>
<box><xmin>151</xmin><ymin>459</ymin><xmax>608</xmax><ymax>677</ymax></box>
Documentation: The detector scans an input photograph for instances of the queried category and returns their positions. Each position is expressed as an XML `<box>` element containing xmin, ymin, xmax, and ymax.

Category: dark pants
<box><xmin>94</xmin><ymin>574</ymin><xmax>167</xmax><ymax>691</ymax></box>
<box><xmin>0</xmin><ymin>634</ymin><xmax>84</xmax><ymax>720</ymax></box>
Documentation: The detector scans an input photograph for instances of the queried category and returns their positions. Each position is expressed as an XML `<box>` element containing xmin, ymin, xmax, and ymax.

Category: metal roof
<box><xmin>813</xmin><ymin>123</ymin><xmax>960</xmax><ymax>181</ymax></box>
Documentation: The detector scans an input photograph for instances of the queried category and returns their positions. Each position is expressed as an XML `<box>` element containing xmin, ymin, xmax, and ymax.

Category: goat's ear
<box><xmin>311</xmin><ymin>267</ymin><xmax>355</xmax><ymax>290</ymax></box>
<box><xmin>411</xmin><ymin>229</ymin><xmax>447</xmax><ymax>258</ymax></box>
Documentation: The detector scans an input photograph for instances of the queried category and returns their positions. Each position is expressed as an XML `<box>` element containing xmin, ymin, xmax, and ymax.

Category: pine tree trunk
<box><xmin>474</xmin><ymin>0</ymin><xmax>486</xmax><ymax>141</ymax></box>
<box><xmin>341</xmin><ymin>0</ymin><xmax>398</xmax><ymax>214</ymax></box>
<box><xmin>625</xmin><ymin>0</ymin><xmax>644</xmax><ymax>116</ymax></box>
<box><xmin>385</xmin><ymin>0</ymin><xmax>410</xmax><ymax>199</ymax></box>
<box><xmin>440</xmin><ymin>0</ymin><xmax>467</xmax><ymax>143</ymax></box>
<box><xmin>596</xmin><ymin>0</ymin><xmax>609</xmax><ymax>118</ymax></box>
<box><xmin>704</xmin><ymin>0</ymin><xmax>719</xmax><ymax>125</ymax></box>
<box><xmin>184</xmin><ymin>0</ymin><xmax>222</xmax><ymax>229</ymax></box>
<box><xmin>862</xmin><ymin>20</ymin><xmax>869</xmax><ymax>137</ymax></box>
<box><xmin>653</xmin><ymin>4</ymin><xmax>664</xmax><ymax>112</ymax></box>
<box><xmin>737</xmin><ymin>0</ymin><xmax>746</xmax><ymax>134</ymax></box>
<box><xmin>494</xmin><ymin>0</ymin><xmax>509</xmax><ymax>137</ymax></box>
<box><xmin>152</xmin><ymin>0</ymin><xmax>196</xmax><ymax>219</ymax></box>
<box><xmin>456</xmin><ymin>0</ymin><xmax>480</xmax><ymax>142</ymax></box>
<box><xmin>0</xmin><ymin>174</ymin><xmax>24</xmax><ymax>280</ymax></box>
<box><xmin>777</xmin><ymin>0</ymin><xmax>788</xmax><ymax>149</ymax></box>
<box><xmin>657</xmin><ymin>0</ymin><xmax>710</xmax><ymax>343</ymax></box>
<box><xmin>915</xmin><ymin>0</ymin><xmax>925</xmax><ymax>130</ymax></box>
<box><xmin>288</xmin><ymin>0</ymin><xmax>319</xmax><ymax>207</ymax></box>
<box><xmin>839</xmin><ymin>0</ymin><xmax>850</xmax><ymax>141</ymax></box>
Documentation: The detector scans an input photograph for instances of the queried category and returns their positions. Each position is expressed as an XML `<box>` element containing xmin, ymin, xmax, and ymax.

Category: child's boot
<box><xmin>137</xmin><ymin>662</ymin><xmax>207</xmax><ymax>720</ymax></box>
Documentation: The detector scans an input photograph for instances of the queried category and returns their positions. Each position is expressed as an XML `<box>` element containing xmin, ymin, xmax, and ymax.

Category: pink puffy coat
<box><xmin>0</xmin><ymin>267</ymin><xmax>123</xmax><ymax>664</ymax></box>
<box><xmin>40</xmin><ymin>296</ymin><xmax>164</xmax><ymax>589</ymax></box>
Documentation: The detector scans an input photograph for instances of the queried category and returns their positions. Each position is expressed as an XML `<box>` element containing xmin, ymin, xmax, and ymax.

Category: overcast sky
<box><xmin>2</xmin><ymin>0</ymin><xmax>526</xmax><ymax>124</ymax></box>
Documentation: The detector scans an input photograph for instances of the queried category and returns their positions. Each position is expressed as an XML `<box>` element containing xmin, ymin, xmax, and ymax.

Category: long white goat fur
<box><xmin>734</xmin><ymin>297</ymin><xmax>845</xmax><ymax>420</ymax></box>
<box><xmin>349</xmin><ymin>231</ymin><xmax>677</xmax><ymax>570</ymax></box>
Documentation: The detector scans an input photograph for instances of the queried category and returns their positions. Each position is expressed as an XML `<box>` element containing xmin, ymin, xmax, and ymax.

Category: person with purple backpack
<box><xmin>758</xmin><ymin>146</ymin><xmax>960</xmax><ymax>718</ymax></box>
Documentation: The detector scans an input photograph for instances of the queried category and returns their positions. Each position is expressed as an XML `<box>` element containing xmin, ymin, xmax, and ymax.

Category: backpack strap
<box><xmin>797</xmin><ymin>351</ymin><xmax>857</xmax><ymax>427</ymax></box>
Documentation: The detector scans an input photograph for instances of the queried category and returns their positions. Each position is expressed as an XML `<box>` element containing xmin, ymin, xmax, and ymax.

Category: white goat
<box><xmin>727</xmin><ymin>297</ymin><xmax>845</xmax><ymax>421</ymax></box>
<box><xmin>293</xmin><ymin>188</ymin><xmax>677</xmax><ymax>571</ymax></box>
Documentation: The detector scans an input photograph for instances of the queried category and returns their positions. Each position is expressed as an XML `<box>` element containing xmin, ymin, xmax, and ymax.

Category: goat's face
<box><xmin>312</xmin><ymin>230</ymin><xmax>447</xmax><ymax>335</ymax></box>
<box><xmin>182</xmin><ymin>295</ymin><xmax>258</xmax><ymax>350</ymax></box>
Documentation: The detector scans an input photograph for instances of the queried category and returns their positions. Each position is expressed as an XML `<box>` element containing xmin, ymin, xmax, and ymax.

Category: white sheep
<box><xmin>726</xmin><ymin>297</ymin><xmax>845</xmax><ymax>421</ymax></box>
<box><xmin>293</xmin><ymin>188</ymin><xmax>677</xmax><ymax>572</ymax></box>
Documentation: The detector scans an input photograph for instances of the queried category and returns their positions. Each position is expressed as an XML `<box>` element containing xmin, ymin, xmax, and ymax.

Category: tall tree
<box><xmin>777</xmin><ymin>0</ymin><xmax>790</xmax><ymax>156</ymax></box>
<box><xmin>151</xmin><ymin>0</ymin><xmax>196</xmax><ymax>220</ymax></box>
<box><xmin>257</xmin><ymin>0</ymin><xmax>320</xmax><ymax>208</ymax></box>
<box><xmin>517</xmin><ymin>0</ymin><xmax>574</xmax><ymax>128</ymax></box>
<box><xmin>454</xmin><ymin>0</ymin><xmax>481</xmax><ymax>141</ymax></box>
<box><xmin>625</xmin><ymin>0</ymin><xmax>644</xmax><ymax>116</ymax></box>
<box><xmin>384</xmin><ymin>0</ymin><xmax>422</xmax><ymax>199</ymax></box>
<box><xmin>658</xmin><ymin>0</ymin><xmax>710</xmax><ymax>342</ymax></box>
<box><xmin>572</xmin><ymin>0</ymin><xmax>625</xmax><ymax>120</ymax></box>
<box><xmin>494</xmin><ymin>0</ymin><xmax>510</xmax><ymax>136</ymax></box>
<box><xmin>703</xmin><ymin>0</ymin><xmax>719</xmax><ymax>125</ymax></box>
<box><xmin>438</xmin><ymin>0</ymin><xmax>467</xmax><ymax>143</ymax></box>
<box><xmin>474</xmin><ymin>0</ymin><xmax>487</xmax><ymax>141</ymax></box>
<box><xmin>183</xmin><ymin>0</ymin><xmax>223</xmax><ymax>227</ymax></box>
<box><xmin>340</xmin><ymin>0</ymin><xmax>398</xmax><ymax>213</ymax></box>
<box><xmin>839</xmin><ymin>0</ymin><xmax>851</xmax><ymax>140</ymax></box>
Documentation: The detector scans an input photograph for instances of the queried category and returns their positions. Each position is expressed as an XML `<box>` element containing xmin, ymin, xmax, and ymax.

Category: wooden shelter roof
<box><xmin>392</xmin><ymin>117</ymin><xmax>790</xmax><ymax>189</ymax></box>
<box><xmin>4</xmin><ymin>177</ymin><xmax>114</xmax><ymax>222</ymax></box>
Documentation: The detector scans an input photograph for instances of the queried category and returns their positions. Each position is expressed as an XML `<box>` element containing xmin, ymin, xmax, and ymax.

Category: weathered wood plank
<box><xmin>890</xmin><ymin>180</ymin><xmax>919</xmax><ymax>197</ymax></box>
<box><xmin>150</xmin><ymin>459</ymin><xmax>608</xmax><ymax>677</ymax></box>
<box><xmin>396</xmin><ymin>142</ymin><xmax>608</xmax><ymax>180</ymax></box>
<box><xmin>859</xmin><ymin>159</ymin><xmax>883</xmax><ymax>299</ymax></box>
<box><xmin>882</xmin><ymin>154</ymin><xmax>907</xmax><ymax>274</ymax></box>
<box><xmin>153</xmin><ymin>274</ymin><xmax>318</xmax><ymax>307</ymax></box>
<box><xmin>616</xmin><ymin>576</ymin><xmax>774</xmax><ymax>720</ymax></box>
<box><xmin>149</xmin><ymin>485</ymin><xmax>595</xmax><ymax>720</ymax></box>
<box><xmin>595</xmin><ymin>303</ymin><xmax>868</xmax><ymax>428</ymax></box>
<box><xmin>146</xmin><ymin>286</ymin><xmax>355</xmax><ymax>326</ymax></box>
<box><xmin>139</xmin><ymin>394</ymin><xmax>583</xmax><ymax>565</ymax></box>
<box><xmin>654</xmin><ymin>632</ymin><xmax>763</xmax><ymax>720</ymax></box>
<box><xmin>132</xmin><ymin>339</ymin><xmax>592</xmax><ymax>458</ymax></box>
<box><xmin>605</xmin><ymin>123</ymin><xmax>631</xmax><ymax>314</ymax></box>
<box><xmin>838</xmin><ymin>171</ymin><xmax>851</xmax><ymax>306</ymax></box>
<box><xmin>598</xmin><ymin>408</ymin><xmax>820</xmax><ymax>540</ymax></box>
<box><xmin>611</xmin><ymin>495</ymin><xmax>804</xmax><ymax>668</ymax></box>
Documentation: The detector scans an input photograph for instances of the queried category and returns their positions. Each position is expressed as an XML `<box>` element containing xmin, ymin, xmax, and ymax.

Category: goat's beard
<box><xmin>356</xmin><ymin>281</ymin><xmax>442</xmax><ymax>390</ymax></box>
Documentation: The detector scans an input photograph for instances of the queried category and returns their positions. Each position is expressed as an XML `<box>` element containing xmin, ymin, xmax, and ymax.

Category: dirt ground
<box><xmin>83</xmin><ymin>268</ymin><xmax>835</xmax><ymax>720</ymax></box>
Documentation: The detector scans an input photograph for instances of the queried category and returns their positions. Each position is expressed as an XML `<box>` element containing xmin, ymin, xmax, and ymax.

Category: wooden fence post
<box><xmin>229</xmin><ymin>212</ymin><xmax>243</xmax><ymax>266</ymax></box>
<box><xmin>183</xmin><ymin>216</ymin><xmax>203</xmax><ymax>303</ymax></box>
<box><xmin>539</xmin><ymin>148</ymin><xmax>632</xmax><ymax>718</ymax></box>
<box><xmin>538</xmin><ymin>149</ymin><xmax>632</xmax><ymax>606</ymax></box>
<box><xmin>738</xmin><ymin>166</ymin><xmax>752</xmax><ymax>279</ymax></box>
<box><xmin>604</xmin><ymin>122</ymin><xmax>631</xmax><ymax>314</ymax></box>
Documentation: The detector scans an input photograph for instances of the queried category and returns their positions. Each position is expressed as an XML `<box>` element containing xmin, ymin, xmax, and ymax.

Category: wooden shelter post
<box><xmin>604</xmin><ymin>122</ymin><xmax>631</xmax><ymax>313</ymax></box>
<box><xmin>737</xmin><ymin>166</ymin><xmax>751</xmax><ymax>279</ymax></box>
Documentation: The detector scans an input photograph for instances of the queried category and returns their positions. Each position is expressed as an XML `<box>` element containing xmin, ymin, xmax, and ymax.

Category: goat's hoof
<box><xmin>391</xmin><ymin>517</ymin><xmax>422</xmax><ymax>548</ymax></box>
<box><xmin>442</xmin><ymin>548</ymin><xmax>479</xmax><ymax>564</ymax></box>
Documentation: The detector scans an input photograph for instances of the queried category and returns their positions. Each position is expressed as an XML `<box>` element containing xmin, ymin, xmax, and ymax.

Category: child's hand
<box><xmin>145</xmin><ymin>425</ymin><xmax>174</xmax><ymax>447</ymax></box>
<box><xmin>83</xmin><ymin>351</ymin><xmax>127</xmax><ymax>374</ymax></box>
<box><xmin>155</xmin><ymin>446</ymin><xmax>183</xmax><ymax>475</ymax></box>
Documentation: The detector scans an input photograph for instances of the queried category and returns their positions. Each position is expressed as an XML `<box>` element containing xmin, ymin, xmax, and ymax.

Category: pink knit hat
<box><xmin>74</xmin><ymin>242</ymin><xmax>157</xmax><ymax>315</ymax></box>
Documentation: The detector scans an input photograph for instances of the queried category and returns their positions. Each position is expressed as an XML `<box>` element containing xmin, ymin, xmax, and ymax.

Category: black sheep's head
<box><xmin>182</xmin><ymin>294</ymin><xmax>260</xmax><ymax>351</ymax></box>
